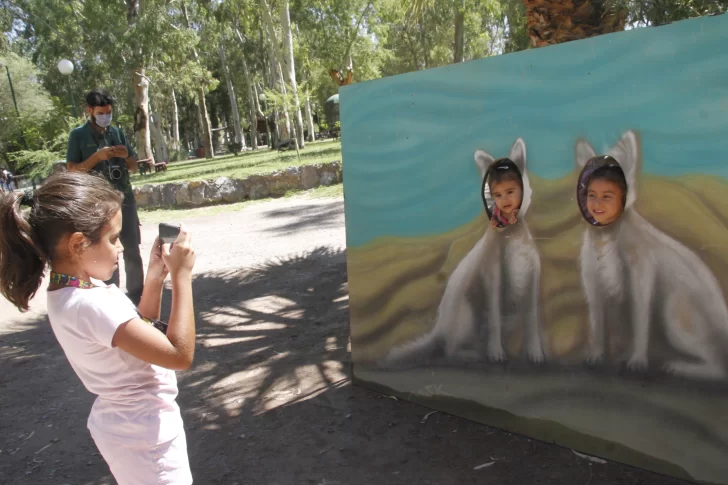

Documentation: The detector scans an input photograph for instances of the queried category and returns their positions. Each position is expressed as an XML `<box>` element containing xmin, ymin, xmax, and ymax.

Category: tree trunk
<box><xmin>279</xmin><ymin>0</ymin><xmax>305</xmax><ymax>148</ymax></box>
<box><xmin>149</xmin><ymin>110</ymin><xmax>169</xmax><ymax>163</ymax></box>
<box><xmin>242</xmin><ymin>57</ymin><xmax>258</xmax><ymax>150</ymax></box>
<box><xmin>127</xmin><ymin>0</ymin><xmax>153</xmax><ymax>163</ymax></box>
<box><xmin>171</xmin><ymin>88</ymin><xmax>180</xmax><ymax>152</ymax></box>
<box><xmin>301</xmin><ymin>69</ymin><xmax>316</xmax><ymax>142</ymax></box>
<box><xmin>183</xmin><ymin>2</ymin><xmax>214</xmax><ymax>159</ymax></box>
<box><xmin>304</xmin><ymin>96</ymin><xmax>315</xmax><ymax>142</ymax></box>
<box><xmin>219</xmin><ymin>44</ymin><xmax>245</xmax><ymax>148</ymax></box>
<box><xmin>521</xmin><ymin>0</ymin><xmax>627</xmax><ymax>47</ymax></box>
<box><xmin>276</xmin><ymin>61</ymin><xmax>292</xmax><ymax>141</ymax></box>
<box><xmin>254</xmin><ymin>83</ymin><xmax>271</xmax><ymax>148</ymax></box>
<box><xmin>404</xmin><ymin>29</ymin><xmax>421</xmax><ymax>70</ymax></box>
<box><xmin>454</xmin><ymin>0</ymin><xmax>465</xmax><ymax>63</ymax></box>
<box><xmin>198</xmin><ymin>88</ymin><xmax>214</xmax><ymax>158</ymax></box>
<box><xmin>132</xmin><ymin>70</ymin><xmax>154</xmax><ymax>163</ymax></box>
<box><xmin>233</xmin><ymin>27</ymin><xmax>259</xmax><ymax>150</ymax></box>
<box><xmin>260</xmin><ymin>0</ymin><xmax>290</xmax><ymax>144</ymax></box>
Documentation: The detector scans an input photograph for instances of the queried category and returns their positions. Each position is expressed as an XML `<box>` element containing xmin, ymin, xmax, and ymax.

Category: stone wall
<box><xmin>133</xmin><ymin>161</ymin><xmax>342</xmax><ymax>209</ymax></box>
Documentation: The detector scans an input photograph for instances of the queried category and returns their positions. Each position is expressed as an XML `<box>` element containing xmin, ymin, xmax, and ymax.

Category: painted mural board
<box><xmin>341</xmin><ymin>13</ymin><xmax>728</xmax><ymax>485</ymax></box>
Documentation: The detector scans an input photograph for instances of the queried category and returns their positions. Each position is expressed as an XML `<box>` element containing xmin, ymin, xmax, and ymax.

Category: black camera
<box><xmin>108</xmin><ymin>160</ymin><xmax>124</xmax><ymax>181</ymax></box>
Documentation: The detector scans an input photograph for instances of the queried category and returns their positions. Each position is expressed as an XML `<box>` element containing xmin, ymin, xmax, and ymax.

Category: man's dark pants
<box><xmin>106</xmin><ymin>193</ymin><xmax>144</xmax><ymax>305</ymax></box>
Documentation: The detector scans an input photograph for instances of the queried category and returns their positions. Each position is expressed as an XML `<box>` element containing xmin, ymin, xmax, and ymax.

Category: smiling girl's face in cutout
<box><xmin>587</xmin><ymin>178</ymin><xmax>624</xmax><ymax>225</ymax></box>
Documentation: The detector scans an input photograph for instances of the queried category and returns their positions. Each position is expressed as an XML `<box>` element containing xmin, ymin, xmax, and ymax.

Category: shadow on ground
<box><xmin>0</xmin><ymin>246</ymin><xmax>693</xmax><ymax>485</ymax></box>
<box><xmin>261</xmin><ymin>202</ymin><xmax>345</xmax><ymax>235</ymax></box>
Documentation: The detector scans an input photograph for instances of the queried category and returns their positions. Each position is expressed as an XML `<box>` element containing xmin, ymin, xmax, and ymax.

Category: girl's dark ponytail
<box><xmin>0</xmin><ymin>172</ymin><xmax>123</xmax><ymax>312</ymax></box>
<box><xmin>0</xmin><ymin>192</ymin><xmax>46</xmax><ymax>311</ymax></box>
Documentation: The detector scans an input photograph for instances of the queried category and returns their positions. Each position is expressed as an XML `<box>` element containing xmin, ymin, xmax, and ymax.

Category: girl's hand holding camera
<box><xmin>146</xmin><ymin>237</ymin><xmax>170</xmax><ymax>283</ymax></box>
<box><xmin>145</xmin><ymin>225</ymin><xmax>196</xmax><ymax>284</ymax></box>
<box><xmin>161</xmin><ymin>225</ymin><xmax>196</xmax><ymax>279</ymax></box>
<box><xmin>113</xmin><ymin>224</ymin><xmax>197</xmax><ymax>371</ymax></box>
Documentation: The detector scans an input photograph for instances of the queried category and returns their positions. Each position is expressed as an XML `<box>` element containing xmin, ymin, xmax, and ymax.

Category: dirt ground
<box><xmin>0</xmin><ymin>195</ymin><xmax>694</xmax><ymax>485</ymax></box>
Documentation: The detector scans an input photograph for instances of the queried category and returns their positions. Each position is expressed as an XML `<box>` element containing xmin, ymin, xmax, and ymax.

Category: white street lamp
<box><xmin>57</xmin><ymin>59</ymin><xmax>77</xmax><ymax>117</ymax></box>
<box><xmin>57</xmin><ymin>59</ymin><xmax>74</xmax><ymax>75</ymax></box>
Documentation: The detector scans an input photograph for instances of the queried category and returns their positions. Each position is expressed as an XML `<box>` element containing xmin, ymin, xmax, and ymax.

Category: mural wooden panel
<box><xmin>341</xmin><ymin>14</ymin><xmax>728</xmax><ymax>485</ymax></box>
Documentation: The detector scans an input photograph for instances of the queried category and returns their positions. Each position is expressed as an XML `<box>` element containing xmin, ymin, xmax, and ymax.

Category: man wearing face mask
<box><xmin>65</xmin><ymin>89</ymin><xmax>145</xmax><ymax>305</ymax></box>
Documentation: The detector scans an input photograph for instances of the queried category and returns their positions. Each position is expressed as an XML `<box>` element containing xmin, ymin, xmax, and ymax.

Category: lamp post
<box><xmin>57</xmin><ymin>59</ymin><xmax>78</xmax><ymax>117</ymax></box>
<box><xmin>0</xmin><ymin>62</ymin><xmax>20</xmax><ymax>118</ymax></box>
<box><xmin>1</xmin><ymin>62</ymin><xmax>26</xmax><ymax>149</ymax></box>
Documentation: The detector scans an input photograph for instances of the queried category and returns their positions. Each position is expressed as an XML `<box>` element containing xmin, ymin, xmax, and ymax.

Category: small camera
<box><xmin>108</xmin><ymin>162</ymin><xmax>124</xmax><ymax>181</ymax></box>
<box><xmin>159</xmin><ymin>222</ymin><xmax>181</xmax><ymax>245</ymax></box>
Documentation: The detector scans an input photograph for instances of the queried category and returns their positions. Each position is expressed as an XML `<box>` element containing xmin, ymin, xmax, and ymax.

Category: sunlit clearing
<box><xmin>244</xmin><ymin>295</ymin><xmax>298</xmax><ymax>313</ymax></box>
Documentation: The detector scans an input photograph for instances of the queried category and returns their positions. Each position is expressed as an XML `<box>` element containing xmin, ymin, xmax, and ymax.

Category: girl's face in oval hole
<box><xmin>491</xmin><ymin>179</ymin><xmax>522</xmax><ymax>217</ymax></box>
<box><xmin>587</xmin><ymin>178</ymin><xmax>624</xmax><ymax>225</ymax></box>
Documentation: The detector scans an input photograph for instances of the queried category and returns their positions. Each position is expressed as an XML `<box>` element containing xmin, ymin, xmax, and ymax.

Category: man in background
<box><xmin>65</xmin><ymin>89</ymin><xmax>145</xmax><ymax>304</ymax></box>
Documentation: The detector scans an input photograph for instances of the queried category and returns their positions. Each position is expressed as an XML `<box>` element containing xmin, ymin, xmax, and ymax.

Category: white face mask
<box><xmin>93</xmin><ymin>113</ymin><xmax>113</xmax><ymax>128</ymax></box>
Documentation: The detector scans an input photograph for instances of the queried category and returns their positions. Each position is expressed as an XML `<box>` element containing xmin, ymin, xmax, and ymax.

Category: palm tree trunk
<box><xmin>521</xmin><ymin>0</ymin><xmax>627</xmax><ymax>47</ymax></box>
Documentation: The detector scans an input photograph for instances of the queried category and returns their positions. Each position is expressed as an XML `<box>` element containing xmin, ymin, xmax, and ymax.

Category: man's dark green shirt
<box><xmin>66</xmin><ymin>121</ymin><xmax>137</xmax><ymax>194</ymax></box>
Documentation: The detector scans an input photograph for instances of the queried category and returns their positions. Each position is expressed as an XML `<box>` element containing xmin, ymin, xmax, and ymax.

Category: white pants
<box><xmin>91</xmin><ymin>429</ymin><xmax>193</xmax><ymax>485</ymax></box>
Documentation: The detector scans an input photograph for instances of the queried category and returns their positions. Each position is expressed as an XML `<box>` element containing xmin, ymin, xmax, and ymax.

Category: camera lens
<box><xmin>109</xmin><ymin>164</ymin><xmax>123</xmax><ymax>181</ymax></box>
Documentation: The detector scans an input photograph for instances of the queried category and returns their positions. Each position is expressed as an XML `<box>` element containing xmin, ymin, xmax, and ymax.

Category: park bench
<box><xmin>138</xmin><ymin>160</ymin><xmax>167</xmax><ymax>175</ymax></box>
<box><xmin>277</xmin><ymin>139</ymin><xmax>296</xmax><ymax>152</ymax></box>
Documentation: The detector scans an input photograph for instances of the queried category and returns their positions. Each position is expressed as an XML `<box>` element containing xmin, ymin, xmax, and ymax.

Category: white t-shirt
<box><xmin>46</xmin><ymin>284</ymin><xmax>183</xmax><ymax>445</ymax></box>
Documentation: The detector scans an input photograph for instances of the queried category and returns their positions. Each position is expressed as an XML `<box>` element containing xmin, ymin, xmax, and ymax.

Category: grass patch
<box><xmin>138</xmin><ymin>182</ymin><xmax>344</xmax><ymax>224</ymax></box>
<box><xmin>133</xmin><ymin>140</ymin><xmax>342</xmax><ymax>185</ymax></box>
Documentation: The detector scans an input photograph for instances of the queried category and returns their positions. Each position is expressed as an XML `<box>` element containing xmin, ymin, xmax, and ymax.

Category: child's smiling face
<box><xmin>587</xmin><ymin>178</ymin><xmax>624</xmax><ymax>225</ymax></box>
<box><xmin>491</xmin><ymin>179</ymin><xmax>522</xmax><ymax>217</ymax></box>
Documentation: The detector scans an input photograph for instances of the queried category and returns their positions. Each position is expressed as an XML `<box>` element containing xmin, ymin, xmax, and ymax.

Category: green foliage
<box><xmin>8</xmin><ymin>148</ymin><xmax>60</xmax><ymax>179</ymax></box>
<box><xmin>0</xmin><ymin>53</ymin><xmax>80</xmax><ymax>172</ymax></box>
<box><xmin>1</xmin><ymin>0</ymin><xmax>725</xmax><ymax>180</ymax></box>
<box><xmin>169</xmin><ymin>149</ymin><xmax>189</xmax><ymax>162</ymax></box>
<box><xmin>131</xmin><ymin>141</ymin><xmax>341</xmax><ymax>185</ymax></box>
<box><xmin>612</xmin><ymin>0</ymin><xmax>728</xmax><ymax>26</ymax></box>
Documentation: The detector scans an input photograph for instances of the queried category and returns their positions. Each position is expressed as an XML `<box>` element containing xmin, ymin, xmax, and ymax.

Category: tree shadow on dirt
<box><xmin>0</xmin><ymin>313</ymin><xmax>112</xmax><ymax>484</ymax></box>
<box><xmin>171</xmin><ymin>247</ymin><xmax>693</xmax><ymax>485</ymax></box>
<box><xmin>1</xmin><ymin>245</ymin><xmax>695</xmax><ymax>485</ymax></box>
<box><xmin>260</xmin><ymin>201</ymin><xmax>345</xmax><ymax>235</ymax></box>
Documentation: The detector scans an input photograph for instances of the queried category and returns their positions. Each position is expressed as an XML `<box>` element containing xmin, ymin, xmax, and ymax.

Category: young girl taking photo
<box><xmin>0</xmin><ymin>171</ymin><xmax>197</xmax><ymax>484</ymax></box>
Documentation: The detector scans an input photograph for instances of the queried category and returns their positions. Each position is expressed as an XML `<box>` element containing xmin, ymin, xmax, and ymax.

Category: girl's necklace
<box><xmin>48</xmin><ymin>271</ymin><xmax>168</xmax><ymax>335</ymax></box>
<box><xmin>49</xmin><ymin>272</ymin><xmax>96</xmax><ymax>289</ymax></box>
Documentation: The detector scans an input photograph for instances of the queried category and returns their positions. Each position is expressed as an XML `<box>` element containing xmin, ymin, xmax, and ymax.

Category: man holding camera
<box><xmin>66</xmin><ymin>89</ymin><xmax>145</xmax><ymax>304</ymax></box>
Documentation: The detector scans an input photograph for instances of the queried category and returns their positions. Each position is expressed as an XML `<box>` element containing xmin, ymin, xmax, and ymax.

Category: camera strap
<box><xmin>49</xmin><ymin>272</ymin><xmax>169</xmax><ymax>335</ymax></box>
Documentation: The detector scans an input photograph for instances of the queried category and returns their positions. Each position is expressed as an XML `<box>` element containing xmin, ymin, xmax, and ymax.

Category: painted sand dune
<box><xmin>347</xmin><ymin>172</ymin><xmax>728</xmax><ymax>364</ymax></box>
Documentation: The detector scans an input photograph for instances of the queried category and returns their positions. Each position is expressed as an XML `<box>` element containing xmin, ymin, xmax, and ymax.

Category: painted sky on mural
<box><xmin>340</xmin><ymin>14</ymin><xmax>728</xmax><ymax>248</ymax></box>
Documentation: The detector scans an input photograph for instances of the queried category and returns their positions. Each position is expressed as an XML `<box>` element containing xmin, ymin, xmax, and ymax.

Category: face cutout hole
<box><xmin>482</xmin><ymin>158</ymin><xmax>524</xmax><ymax>228</ymax></box>
<box><xmin>577</xmin><ymin>155</ymin><xmax>628</xmax><ymax>226</ymax></box>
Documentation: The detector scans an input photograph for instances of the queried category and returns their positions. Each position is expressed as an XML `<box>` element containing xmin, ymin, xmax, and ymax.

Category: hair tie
<box><xmin>19</xmin><ymin>191</ymin><xmax>35</xmax><ymax>208</ymax></box>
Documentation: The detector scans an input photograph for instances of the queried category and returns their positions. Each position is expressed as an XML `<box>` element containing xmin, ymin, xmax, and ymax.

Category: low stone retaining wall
<box><xmin>133</xmin><ymin>161</ymin><xmax>342</xmax><ymax>209</ymax></box>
